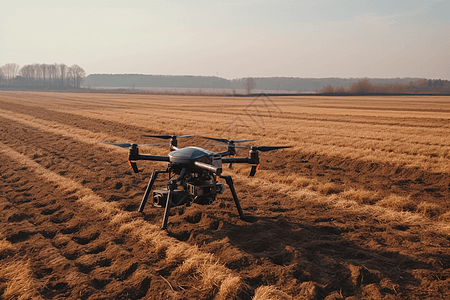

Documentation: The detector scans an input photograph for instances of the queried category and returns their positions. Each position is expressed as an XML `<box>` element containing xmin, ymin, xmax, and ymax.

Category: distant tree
<box><xmin>0</xmin><ymin>67</ymin><xmax>4</xmax><ymax>84</ymax></box>
<box><xmin>334</xmin><ymin>86</ymin><xmax>346</xmax><ymax>93</ymax></box>
<box><xmin>2</xmin><ymin>63</ymin><xmax>20</xmax><ymax>84</ymax></box>
<box><xmin>19</xmin><ymin>65</ymin><xmax>32</xmax><ymax>84</ymax></box>
<box><xmin>13</xmin><ymin>76</ymin><xmax>25</xmax><ymax>86</ymax></box>
<box><xmin>67</xmin><ymin>66</ymin><xmax>75</xmax><ymax>87</ymax></box>
<box><xmin>1</xmin><ymin>62</ymin><xmax>85</xmax><ymax>88</ymax></box>
<box><xmin>59</xmin><ymin>64</ymin><xmax>67</xmax><ymax>87</ymax></box>
<box><xmin>244</xmin><ymin>77</ymin><xmax>256</xmax><ymax>94</ymax></box>
<box><xmin>41</xmin><ymin>64</ymin><xmax>48</xmax><ymax>85</ymax></box>
<box><xmin>49</xmin><ymin>64</ymin><xmax>58</xmax><ymax>86</ymax></box>
<box><xmin>34</xmin><ymin>63</ymin><xmax>42</xmax><ymax>85</ymax></box>
<box><xmin>348</xmin><ymin>78</ymin><xmax>372</xmax><ymax>94</ymax></box>
<box><xmin>71</xmin><ymin>64</ymin><xmax>85</xmax><ymax>88</ymax></box>
<box><xmin>318</xmin><ymin>84</ymin><xmax>334</xmax><ymax>93</ymax></box>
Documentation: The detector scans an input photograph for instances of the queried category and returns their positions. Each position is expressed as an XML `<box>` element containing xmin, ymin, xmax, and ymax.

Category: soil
<box><xmin>1</xmin><ymin>94</ymin><xmax>450</xmax><ymax>299</ymax></box>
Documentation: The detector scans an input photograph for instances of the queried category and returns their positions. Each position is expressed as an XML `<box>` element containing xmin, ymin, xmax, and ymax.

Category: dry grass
<box><xmin>253</xmin><ymin>285</ymin><xmax>293</xmax><ymax>300</ymax></box>
<box><xmin>119</xmin><ymin>219</ymin><xmax>244</xmax><ymax>298</ymax></box>
<box><xmin>233</xmin><ymin>172</ymin><xmax>450</xmax><ymax>235</ymax></box>
<box><xmin>416</xmin><ymin>201</ymin><xmax>441</xmax><ymax>218</ymax></box>
<box><xmin>0</xmin><ymin>141</ymin><xmax>244</xmax><ymax>299</ymax></box>
<box><xmin>173</xmin><ymin>253</ymin><xmax>242</xmax><ymax>298</ymax></box>
<box><xmin>377</xmin><ymin>194</ymin><xmax>416</xmax><ymax>213</ymax></box>
<box><xmin>0</xmin><ymin>108</ymin><xmax>126</xmax><ymax>150</ymax></box>
<box><xmin>0</xmin><ymin>239</ymin><xmax>15</xmax><ymax>257</ymax></box>
<box><xmin>340</xmin><ymin>188</ymin><xmax>382</xmax><ymax>205</ymax></box>
<box><xmin>2</xmin><ymin>92</ymin><xmax>450</xmax><ymax>173</ymax></box>
<box><xmin>2</xmin><ymin>91</ymin><xmax>448</xmax><ymax>230</ymax></box>
<box><xmin>1</xmin><ymin>91</ymin><xmax>450</xmax><ymax>298</ymax></box>
<box><xmin>0</xmin><ymin>259</ymin><xmax>44</xmax><ymax>300</ymax></box>
<box><xmin>439</xmin><ymin>211</ymin><xmax>450</xmax><ymax>222</ymax></box>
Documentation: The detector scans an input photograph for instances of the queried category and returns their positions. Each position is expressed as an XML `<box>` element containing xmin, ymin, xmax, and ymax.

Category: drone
<box><xmin>102</xmin><ymin>135</ymin><xmax>290</xmax><ymax>229</ymax></box>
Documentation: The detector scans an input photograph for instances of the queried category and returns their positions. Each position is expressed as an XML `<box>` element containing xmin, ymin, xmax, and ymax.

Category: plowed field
<box><xmin>1</xmin><ymin>91</ymin><xmax>450</xmax><ymax>299</ymax></box>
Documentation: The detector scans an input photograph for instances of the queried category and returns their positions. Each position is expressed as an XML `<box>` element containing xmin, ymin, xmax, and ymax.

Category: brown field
<box><xmin>1</xmin><ymin>91</ymin><xmax>450</xmax><ymax>299</ymax></box>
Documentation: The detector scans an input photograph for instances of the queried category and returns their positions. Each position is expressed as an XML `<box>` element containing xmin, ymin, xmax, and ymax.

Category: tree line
<box><xmin>85</xmin><ymin>74</ymin><xmax>431</xmax><ymax>93</ymax></box>
<box><xmin>0</xmin><ymin>63</ymin><xmax>85</xmax><ymax>89</ymax></box>
<box><xmin>318</xmin><ymin>78</ymin><xmax>450</xmax><ymax>95</ymax></box>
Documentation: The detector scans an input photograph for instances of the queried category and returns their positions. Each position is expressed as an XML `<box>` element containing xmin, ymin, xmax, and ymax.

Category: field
<box><xmin>1</xmin><ymin>91</ymin><xmax>450</xmax><ymax>299</ymax></box>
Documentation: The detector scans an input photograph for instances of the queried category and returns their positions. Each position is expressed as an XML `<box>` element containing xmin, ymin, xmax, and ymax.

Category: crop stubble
<box><xmin>1</xmin><ymin>91</ymin><xmax>450</xmax><ymax>299</ymax></box>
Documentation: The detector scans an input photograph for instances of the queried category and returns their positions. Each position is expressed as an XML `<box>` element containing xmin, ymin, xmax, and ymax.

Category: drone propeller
<box><xmin>235</xmin><ymin>145</ymin><xmax>290</xmax><ymax>176</ymax></box>
<box><xmin>204</xmin><ymin>137</ymin><xmax>255</xmax><ymax>169</ymax></box>
<box><xmin>143</xmin><ymin>134</ymin><xmax>197</xmax><ymax>140</ymax></box>
<box><xmin>100</xmin><ymin>142</ymin><xmax>168</xmax><ymax>174</ymax></box>
<box><xmin>235</xmin><ymin>145</ymin><xmax>291</xmax><ymax>152</ymax></box>
<box><xmin>202</xmin><ymin>137</ymin><xmax>255</xmax><ymax>144</ymax></box>
<box><xmin>100</xmin><ymin>142</ymin><xmax>169</xmax><ymax>148</ymax></box>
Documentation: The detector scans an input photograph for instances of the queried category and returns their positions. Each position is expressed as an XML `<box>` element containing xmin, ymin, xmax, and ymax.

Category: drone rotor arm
<box><xmin>221</xmin><ymin>157</ymin><xmax>250</xmax><ymax>164</ymax></box>
<box><xmin>133</xmin><ymin>154</ymin><xmax>170</xmax><ymax>162</ymax></box>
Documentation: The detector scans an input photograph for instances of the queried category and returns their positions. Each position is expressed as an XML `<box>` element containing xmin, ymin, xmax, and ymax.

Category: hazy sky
<box><xmin>1</xmin><ymin>0</ymin><xmax>449</xmax><ymax>79</ymax></box>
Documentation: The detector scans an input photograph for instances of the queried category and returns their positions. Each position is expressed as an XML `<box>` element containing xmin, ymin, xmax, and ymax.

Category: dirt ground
<box><xmin>1</xmin><ymin>92</ymin><xmax>450</xmax><ymax>299</ymax></box>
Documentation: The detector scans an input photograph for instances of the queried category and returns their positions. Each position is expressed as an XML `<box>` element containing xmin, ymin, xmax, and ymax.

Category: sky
<box><xmin>1</xmin><ymin>0</ymin><xmax>449</xmax><ymax>79</ymax></box>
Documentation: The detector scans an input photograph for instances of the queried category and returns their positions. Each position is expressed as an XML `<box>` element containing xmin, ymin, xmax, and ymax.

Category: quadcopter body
<box><xmin>146</xmin><ymin>146</ymin><xmax>226</xmax><ymax>208</ymax></box>
<box><xmin>104</xmin><ymin>135</ymin><xmax>288</xmax><ymax>229</ymax></box>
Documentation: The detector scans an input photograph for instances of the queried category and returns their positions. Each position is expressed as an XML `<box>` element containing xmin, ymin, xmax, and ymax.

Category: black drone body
<box><xmin>103</xmin><ymin>135</ymin><xmax>289</xmax><ymax>229</ymax></box>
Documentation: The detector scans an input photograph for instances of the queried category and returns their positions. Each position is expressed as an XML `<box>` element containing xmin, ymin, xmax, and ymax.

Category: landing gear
<box><xmin>138</xmin><ymin>168</ymin><xmax>245</xmax><ymax>230</ymax></box>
